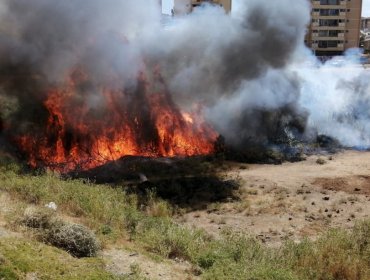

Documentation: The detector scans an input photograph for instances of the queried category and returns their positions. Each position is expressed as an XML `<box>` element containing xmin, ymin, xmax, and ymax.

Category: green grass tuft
<box><xmin>0</xmin><ymin>238</ymin><xmax>118</xmax><ymax>279</ymax></box>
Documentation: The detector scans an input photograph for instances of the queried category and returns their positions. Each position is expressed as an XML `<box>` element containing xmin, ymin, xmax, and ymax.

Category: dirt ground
<box><xmin>180</xmin><ymin>150</ymin><xmax>370</xmax><ymax>246</ymax></box>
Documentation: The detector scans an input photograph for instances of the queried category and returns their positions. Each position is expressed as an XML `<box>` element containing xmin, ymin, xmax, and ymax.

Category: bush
<box><xmin>316</xmin><ymin>158</ymin><xmax>326</xmax><ymax>165</ymax></box>
<box><xmin>21</xmin><ymin>207</ymin><xmax>100</xmax><ymax>258</ymax></box>
<box><xmin>146</xmin><ymin>199</ymin><xmax>173</xmax><ymax>218</ymax></box>
<box><xmin>352</xmin><ymin>220</ymin><xmax>370</xmax><ymax>261</ymax></box>
<box><xmin>124</xmin><ymin>208</ymin><xmax>142</xmax><ymax>240</ymax></box>
<box><xmin>22</xmin><ymin>206</ymin><xmax>56</xmax><ymax>229</ymax></box>
<box><xmin>139</xmin><ymin>218</ymin><xmax>208</xmax><ymax>261</ymax></box>
<box><xmin>282</xmin><ymin>229</ymin><xmax>370</xmax><ymax>280</ymax></box>
<box><xmin>45</xmin><ymin>222</ymin><xmax>100</xmax><ymax>258</ymax></box>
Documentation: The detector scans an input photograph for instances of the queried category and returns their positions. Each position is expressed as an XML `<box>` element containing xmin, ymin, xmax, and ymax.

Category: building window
<box><xmin>318</xmin><ymin>40</ymin><xmax>340</xmax><ymax>48</ymax></box>
<box><xmin>320</xmin><ymin>0</ymin><xmax>340</xmax><ymax>5</ymax></box>
<box><xmin>319</xmin><ymin>19</ymin><xmax>339</xmax><ymax>26</ymax></box>
<box><xmin>318</xmin><ymin>30</ymin><xmax>340</xmax><ymax>37</ymax></box>
<box><xmin>320</xmin><ymin>9</ymin><xmax>340</xmax><ymax>16</ymax></box>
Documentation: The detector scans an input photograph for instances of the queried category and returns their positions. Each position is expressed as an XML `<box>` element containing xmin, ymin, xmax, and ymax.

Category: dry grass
<box><xmin>45</xmin><ymin>222</ymin><xmax>100</xmax><ymax>258</ymax></box>
<box><xmin>1</xmin><ymin>158</ymin><xmax>370</xmax><ymax>279</ymax></box>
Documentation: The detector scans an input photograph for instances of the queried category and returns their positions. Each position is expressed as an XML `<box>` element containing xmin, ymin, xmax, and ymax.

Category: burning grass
<box><xmin>7</xmin><ymin>68</ymin><xmax>217</xmax><ymax>173</ymax></box>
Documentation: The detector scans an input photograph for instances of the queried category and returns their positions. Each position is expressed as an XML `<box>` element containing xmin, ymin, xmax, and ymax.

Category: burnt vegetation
<box><xmin>69</xmin><ymin>155</ymin><xmax>240</xmax><ymax>210</ymax></box>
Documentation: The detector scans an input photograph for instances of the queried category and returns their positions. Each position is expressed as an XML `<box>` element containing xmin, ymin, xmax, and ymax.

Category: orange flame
<box><xmin>15</xmin><ymin>68</ymin><xmax>217</xmax><ymax>172</ymax></box>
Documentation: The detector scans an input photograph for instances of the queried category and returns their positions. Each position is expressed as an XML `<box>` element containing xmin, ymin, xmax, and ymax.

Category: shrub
<box><xmin>352</xmin><ymin>220</ymin><xmax>370</xmax><ymax>261</ymax></box>
<box><xmin>45</xmin><ymin>222</ymin><xmax>100</xmax><ymax>258</ymax></box>
<box><xmin>282</xmin><ymin>229</ymin><xmax>370</xmax><ymax>280</ymax></box>
<box><xmin>316</xmin><ymin>158</ymin><xmax>326</xmax><ymax>165</ymax></box>
<box><xmin>146</xmin><ymin>200</ymin><xmax>173</xmax><ymax>218</ymax></box>
<box><xmin>124</xmin><ymin>208</ymin><xmax>142</xmax><ymax>240</ymax></box>
<box><xmin>22</xmin><ymin>206</ymin><xmax>56</xmax><ymax>229</ymax></box>
<box><xmin>0</xmin><ymin>267</ymin><xmax>18</xmax><ymax>280</ymax></box>
<box><xmin>197</xmin><ymin>251</ymin><xmax>220</xmax><ymax>269</ymax></box>
<box><xmin>138</xmin><ymin>218</ymin><xmax>208</xmax><ymax>261</ymax></box>
<box><xmin>0</xmin><ymin>238</ymin><xmax>115</xmax><ymax>279</ymax></box>
<box><xmin>21</xmin><ymin>206</ymin><xmax>100</xmax><ymax>258</ymax></box>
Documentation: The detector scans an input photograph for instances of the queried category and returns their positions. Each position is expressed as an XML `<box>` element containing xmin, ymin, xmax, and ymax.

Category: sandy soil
<box><xmin>180</xmin><ymin>150</ymin><xmax>370</xmax><ymax>245</ymax></box>
<box><xmin>103</xmin><ymin>248</ymin><xmax>197</xmax><ymax>280</ymax></box>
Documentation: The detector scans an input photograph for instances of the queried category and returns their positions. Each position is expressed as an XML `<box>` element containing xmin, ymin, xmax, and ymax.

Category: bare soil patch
<box><xmin>314</xmin><ymin>175</ymin><xmax>370</xmax><ymax>196</ymax></box>
<box><xmin>103</xmin><ymin>248</ymin><xmax>197</xmax><ymax>280</ymax></box>
<box><xmin>179</xmin><ymin>150</ymin><xmax>370</xmax><ymax>246</ymax></box>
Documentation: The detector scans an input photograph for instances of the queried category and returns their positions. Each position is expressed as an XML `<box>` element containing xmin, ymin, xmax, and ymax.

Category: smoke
<box><xmin>0</xmin><ymin>0</ymin><xmax>161</xmax><ymax>136</ymax></box>
<box><xmin>1</xmin><ymin>0</ymin><xmax>370</xmax><ymax>160</ymax></box>
<box><xmin>297</xmin><ymin>52</ymin><xmax>370</xmax><ymax>147</ymax></box>
<box><xmin>147</xmin><ymin>1</ymin><xmax>310</xmax><ymax>102</ymax></box>
<box><xmin>0</xmin><ymin>0</ymin><xmax>159</xmax><ymax>85</ymax></box>
<box><xmin>148</xmin><ymin>0</ymin><xmax>311</xmax><ymax>148</ymax></box>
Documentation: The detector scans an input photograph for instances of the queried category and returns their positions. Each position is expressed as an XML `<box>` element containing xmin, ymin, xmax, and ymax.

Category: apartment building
<box><xmin>305</xmin><ymin>0</ymin><xmax>362</xmax><ymax>56</ymax></box>
<box><xmin>362</xmin><ymin>17</ymin><xmax>370</xmax><ymax>30</ymax></box>
<box><xmin>173</xmin><ymin>0</ymin><xmax>231</xmax><ymax>15</ymax></box>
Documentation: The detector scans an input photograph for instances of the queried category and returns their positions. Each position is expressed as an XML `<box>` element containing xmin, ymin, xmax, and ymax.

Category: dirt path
<box><xmin>103</xmin><ymin>248</ymin><xmax>197</xmax><ymax>280</ymax></box>
<box><xmin>180</xmin><ymin>151</ymin><xmax>370</xmax><ymax>245</ymax></box>
<box><xmin>242</xmin><ymin>150</ymin><xmax>370</xmax><ymax>188</ymax></box>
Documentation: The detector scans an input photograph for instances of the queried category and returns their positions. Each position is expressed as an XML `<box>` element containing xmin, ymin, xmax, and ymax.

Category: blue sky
<box><xmin>364</xmin><ymin>0</ymin><xmax>370</xmax><ymax>17</ymax></box>
<box><xmin>162</xmin><ymin>0</ymin><xmax>370</xmax><ymax>17</ymax></box>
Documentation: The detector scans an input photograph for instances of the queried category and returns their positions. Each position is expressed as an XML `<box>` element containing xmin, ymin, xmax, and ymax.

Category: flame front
<box><xmin>15</xmin><ymin>68</ymin><xmax>217</xmax><ymax>172</ymax></box>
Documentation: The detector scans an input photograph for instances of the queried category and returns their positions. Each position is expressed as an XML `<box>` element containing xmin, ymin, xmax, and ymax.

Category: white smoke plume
<box><xmin>297</xmin><ymin>53</ymin><xmax>370</xmax><ymax>148</ymax></box>
<box><xmin>0</xmin><ymin>0</ymin><xmax>370</xmax><ymax>156</ymax></box>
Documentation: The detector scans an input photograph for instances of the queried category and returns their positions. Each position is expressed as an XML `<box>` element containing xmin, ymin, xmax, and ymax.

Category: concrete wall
<box><xmin>174</xmin><ymin>0</ymin><xmax>192</xmax><ymax>15</ymax></box>
<box><xmin>345</xmin><ymin>0</ymin><xmax>362</xmax><ymax>49</ymax></box>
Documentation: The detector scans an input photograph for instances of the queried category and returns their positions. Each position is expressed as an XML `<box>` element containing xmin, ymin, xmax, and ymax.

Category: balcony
<box><xmin>314</xmin><ymin>24</ymin><xmax>345</xmax><ymax>30</ymax></box>
<box><xmin>312</xmin><ymin>0</ymin><xmax>347</xmax><ymax>9</ymax></box>
<box><xmin>312</xmin><ymin>35</ymin><xmax>341</xmax><ymax>40</ymax></box>
<box><xmin>311</xmin><ymin>33</ymin><xmax>345</xmax><ymax>40</ymax></box>
<box><xmin>312</xmin><ymin>14</ymin><xmax>346</xmax><ymax>20</ymax></box>
<box><xmin>311</xmin><ymin>42</ymin><xmax>345</xmax><ymax>51</ymax></box>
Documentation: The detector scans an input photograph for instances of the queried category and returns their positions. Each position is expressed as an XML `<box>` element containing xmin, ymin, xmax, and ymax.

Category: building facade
<box><xmin>173</xmin><ymin>0</ymin><xmax>231</xmax><ymax>15</ymax></box>
<box><xmin>305</xmin><ymin>0</ymin><xmax>362</xmax><ymax>56</ymax></box>
<box><xmin>361</xmin><ymin>17</ymin><xmax>370</xmax><ymax>31</ymax></box>
<box><xmin>361</xmin><ymin>18</ymin><xmax>370</xmax><ymax>52</ymax></box>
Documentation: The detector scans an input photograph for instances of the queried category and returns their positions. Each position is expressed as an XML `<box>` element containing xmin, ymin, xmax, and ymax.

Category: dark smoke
<box><xmin>0</xmin><ymin>0</ymin><xmax>155</xmax><ymax>137</ymax></box>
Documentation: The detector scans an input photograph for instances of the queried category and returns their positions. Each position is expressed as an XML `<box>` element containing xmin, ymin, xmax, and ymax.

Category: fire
<box><xmin>14</xmin><ymin>68</ymin><xmax>217</xmax><ymax>172</ymax></box>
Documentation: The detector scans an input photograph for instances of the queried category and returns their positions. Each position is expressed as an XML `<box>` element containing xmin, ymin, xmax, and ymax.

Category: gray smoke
<box><xmin>0</xmin><ymin>0</ymin><xmax>161</xmax><ymax>136</ymax></box>
<box><xmin>147</xmin><ymin>0</ymin><xmax>310</xmax><ymax>103</ymax></box>
<box><xmin>1</xmin><ymin>0</ymin><xmax>370</xmax><ymax>158</ymax></box>
<box><xmin>148</xmin><ymin>0</ymin><xmax>311</xmax><ymax>148</ymax></box>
